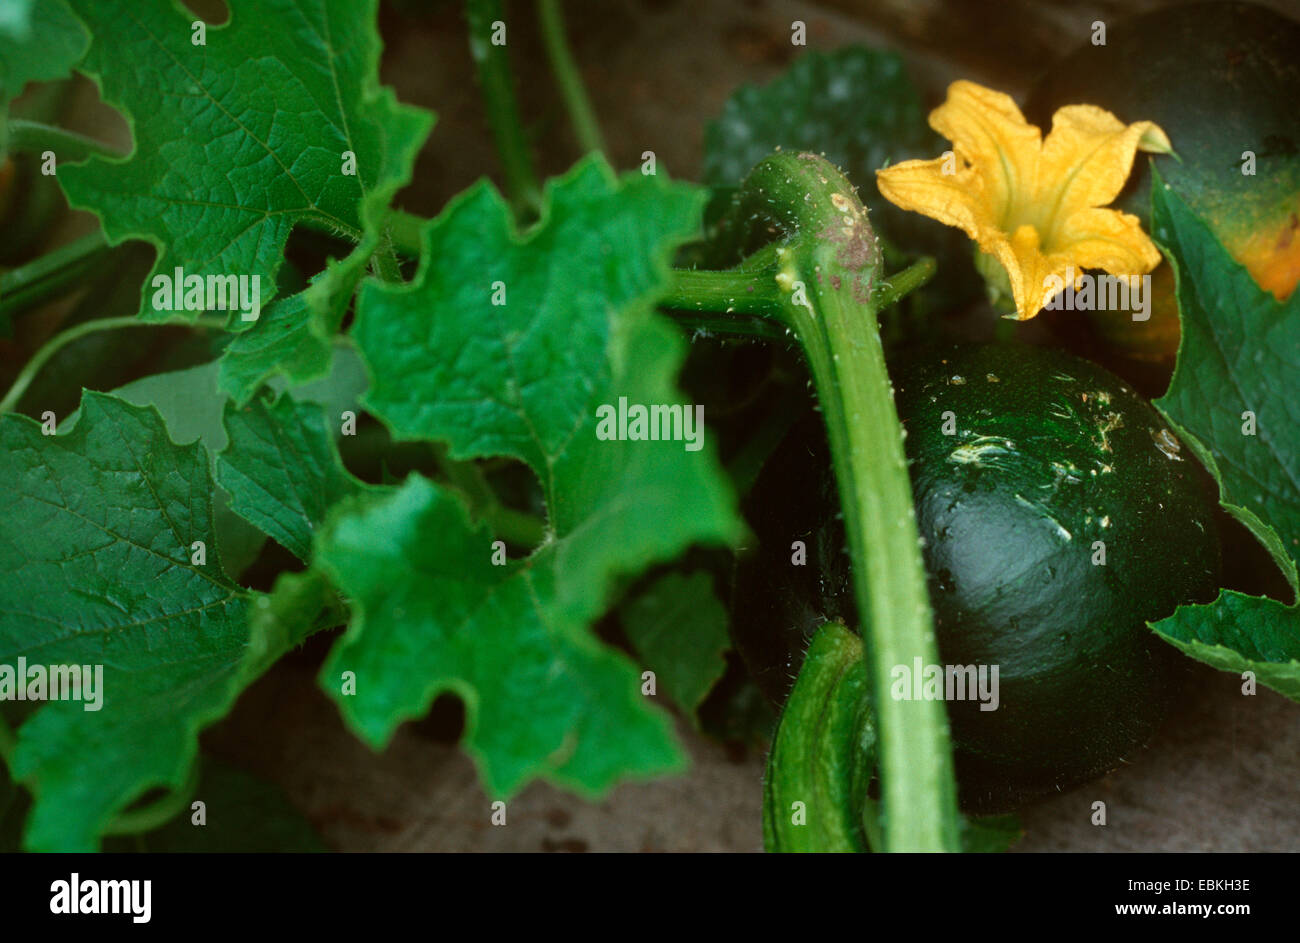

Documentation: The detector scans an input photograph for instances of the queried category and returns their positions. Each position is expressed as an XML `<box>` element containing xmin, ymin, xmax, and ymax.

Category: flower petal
<box><xmin>875</xmin><ymin>157</ymin><xmax>994</xmax><ymax>243</ymax></box>
<box><xmin>928</xmin><ymin>81</ymin><xmax>1041</xmax><ymax>224</ymax></box>
<box><xmin>1053</xmin><ymin>206</ymin><xmax>1163</xmax><ymax>274</ymax></box>
<box><xmin>876</xmin><ymin>80</ymin><xmax>1169</xmax><ymax>322</ymax></box>
<box><xmin>987</xmin><ymin>224</ymin><xmax>1070</xmax><ymax>320</ymax></box>
<box><xmin>1039</xmin><ymin>105</ymin><xmax>1170</xmax><ymax>243</ymax></box>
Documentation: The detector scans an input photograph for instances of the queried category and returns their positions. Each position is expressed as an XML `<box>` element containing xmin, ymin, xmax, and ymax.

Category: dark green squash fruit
<box><xmin>731</xmin><ymin>343</ymin><xmax>1221</xmax><ymax>812</ymax></box>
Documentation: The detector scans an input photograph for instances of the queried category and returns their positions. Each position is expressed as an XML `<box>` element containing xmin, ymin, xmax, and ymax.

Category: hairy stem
<box><xmin>763</xmin><ymin>623</ymin><xmax>873</xmax><ymax>852</ymax></box>
<box><xmin>370</xmin><ymin>237</ymin><xmax>403</xmax><ymax>284</ymax></box>
<box><xmin>661</xmin><ymin>267</ymin><xmax>784</xmax><ymax>316</ymax></box>
<box><xmin>466</xmin><ymin>0</ymin><xmax>543</xmax><ymax>216</ymax></box>
<box><xmin>537</xmin><ymin>0</ymin><xmax>607</xmax><ymax>156</ymax></box>
<box><xmin>386</xmin><ymin>209</ymin><xmax>427</xmax><ymax>257</ymax></box>
<box><xmin>706</xmin><ymin>152</ymin><xmax>961</xmax><ymax>852</ymax></box>
<box><xmin>660</xmin><ymin>309</ymin><xmax>787</xmax><ymax>341</ymax></box>
<box><xmin>872</xmin><ymin>256</ymin><xmax>937</xmax><ymax>309</ymax></box>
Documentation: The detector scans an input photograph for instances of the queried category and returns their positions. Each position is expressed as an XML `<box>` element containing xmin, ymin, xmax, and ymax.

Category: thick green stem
<box><xmin>661</xmin><ymin>309</ymin><xmax>786</xmax><ymax>342</ymax></box>
<box><xmin>0</xmin><ymin>314</ymin><xmax>226</xmax><ymax>414</ymax></box>
<box><xmin>466</xmin><ymin>0</ymin><xmax>543</xmax><ymax>216</ymax></box>
<box><xmin>0</xmin><ymin>231</ymin><xmax>112</xmax><ymax>321</ymax></box>
<box><xmin>728</xmin><ymin>152</ymin><xmax>960</xmax><ymax>852</ymax></box>
<box><xmin>660</xmin><ymin>253</ymin><xmax>932</xmax><ymax>341</ymax></box>
<box><xmin>5</xmin><ymin>119</ymin><xmax>122</xmax><ymax>161</ymax></box>
<box><xmin>662</xmin><ymin>267</ymin><xmax>783</xmax><ymax>316</ymax></box>
<box><xmin>537</xmin><ymin>0</ymin><xmax>607</xmax><ymax>156</ymax></box>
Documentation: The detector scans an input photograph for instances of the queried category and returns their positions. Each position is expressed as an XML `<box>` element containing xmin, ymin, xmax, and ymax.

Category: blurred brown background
<box><xmin>384</xmin><ymin>0</ymin><xmax>1300</xmax><ymax>213</ymax></box>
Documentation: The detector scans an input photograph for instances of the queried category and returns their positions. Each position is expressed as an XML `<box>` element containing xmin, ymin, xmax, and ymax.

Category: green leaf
<box><xmin>0</xmin><ymin>392</ymin><xmax>259</xmax><ymax>850</ymax></box>
<box><xmin>1152</xmin><ymin>175</ymin><xmax>1300</xmax><ymax>585</ymax></box>
<box><xmin>110</xmin><ymin>361</ymin><xmax>229</xmax><ymax>451</ymax></box>
<box><xmin>111</xmin><ymin>349</ymin><xmax>368</xmax><ymax>573</ymax></box>
<box><xmin>620</xmin><ymin>571</ymin><xmax>730</xmax><ymax>720</ymax></box>
<box><xmin>218</xmin><ymin>244</ymin><xmax>370</xmax><ymax>406</ymax></box>
<box><xmin>247</xmin><ymin>570</ymin><xmax>343</xmax><ymax>677</ymax></box>
<box><xmin>103</xmin><ymin>761</ymin><xmax>325</xmax><ymax>853</ymax></box>
<box><xmin>273</xmin><ymin>339</ymin><xmax>370</xmax><ymax>423</ymax></box>
<box><xmin>217</xmin><ymin>289</ymin><xmax>335</xmax><ymax>406</ymax></box>
<box><xmin>0</xmin><ymin>0</ymin><xmax>87</xmax><ymax>108</ymax></box>
<box><xmin>1148</xmin><ymin>169</ymin><xmax>1300</xmax><ymax>699</ymax></box>
<box><xmin>327</xmin><ymin>157</ymin><xmax>742</xmax><ymax>796</ymax></box>
<box><xmin>1155</xmin><ymin>592</ymin><xmax>1300</xmax><ymax>699</ymax></box>
<box><xmin>356</xmin><ymin>158</ymin><xmax>703</xmax><ymax>467</ymax></box>
<box><xmin>703</xmin><ymin>47</ymin><xmax>932</xmax><ymax>198</ymax></box>
<box><xmin>217</xmin><ymin>391</ymin><xmax>365</xmax><ymax>562</ymax></box>
<box><xmin>59</xmin><ymin>0</ymin><xmax>432</xmax><ymax>322</ymax></box>
<box><xmin>110</xmin><ymin>361</ymin><xmax>266</xmax><ymax>578</ymax></box>
<box><xmin>316</xmin><ymin>476</ymin><xmax>688</xmax><ymax>797</ymax></box>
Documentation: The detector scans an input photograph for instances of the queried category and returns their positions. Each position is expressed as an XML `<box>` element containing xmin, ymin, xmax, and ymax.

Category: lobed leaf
<box><xmin>324</xmin><ymin>156</ymin><xmax>743</xmax><ymax>796</ymax></box>
<box><xmin>0</xmin><ymin>0</ymin><xmax>87</xmax><ymax>108</ymax></box>
<box><xmin>620</xmin><ymin>571</ymin><xmax>730</xmax><ymax>721</ymax></box>
<box><xmin>217</xmin><ymin>392</ymin><xmax>365</xmax><ymax>562</ymax></box>
<box><xmin>1148</xmin><ymin>170</ymin><xmax>1300</xmax><ymax>698</ymax></box>
<box><xmin>0</xmin><ymin>393</ymin><xmax>256</xmax><ymax>850</ymax></box>
<box><xmin>59</xmin><ymin>0</ymin><xmax>432</xmax><ymax>325</ymax></box>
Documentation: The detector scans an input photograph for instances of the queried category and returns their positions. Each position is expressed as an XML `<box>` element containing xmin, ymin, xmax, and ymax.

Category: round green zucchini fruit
<box><xmin>1025</xmin><ymin>1</ymin><xmax>1300</xmax><ymax>363</ymax></box>
<box><xmin>731</xmin><ymin>342</ymin><xmax>1221</xmax><ymax>812</ymax></box>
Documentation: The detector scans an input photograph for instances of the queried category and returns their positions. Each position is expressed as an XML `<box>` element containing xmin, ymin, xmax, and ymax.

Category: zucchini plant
<box><xmin>0</xmin><ymin>0</ymin><xmax>1296</xmax><ymax>854</ymax></box>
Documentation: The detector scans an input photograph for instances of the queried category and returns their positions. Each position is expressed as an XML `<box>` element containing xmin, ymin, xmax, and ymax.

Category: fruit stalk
<box><xmin>692</xmin><ymin>152</ymin><xmax>961</xmax><ymax>851</ymax></box>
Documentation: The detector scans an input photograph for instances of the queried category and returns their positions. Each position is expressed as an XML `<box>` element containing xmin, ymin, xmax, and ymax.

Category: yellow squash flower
<box><xmin>876</xmin><ymin>80</ymin><xmax>1172</xmax><ymax>319</ymax></box>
